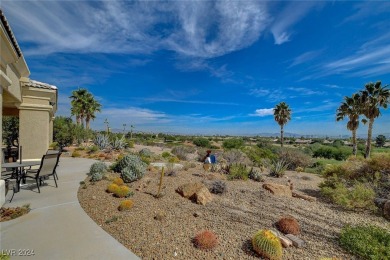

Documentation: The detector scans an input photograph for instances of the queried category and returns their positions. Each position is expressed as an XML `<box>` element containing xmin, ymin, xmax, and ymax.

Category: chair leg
<box><xmin>53</xmin><ymin>175</ymin><xmax>58</xmax><ymax>188</ymax></box>
<box><xmin>36</xmin><ymin>179</ymin><xmax>40</xmax><ymax>193</ymax></box>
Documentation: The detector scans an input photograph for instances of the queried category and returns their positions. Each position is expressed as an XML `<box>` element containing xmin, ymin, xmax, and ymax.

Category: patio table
<box><xmin>2</xmin><ymin>160</ymin><xmax>41</xmax><ymax>192</ymax></box>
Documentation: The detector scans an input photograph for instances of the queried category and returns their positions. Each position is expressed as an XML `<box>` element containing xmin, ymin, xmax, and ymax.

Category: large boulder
<box><xmin>195</xmin><ymin>187</ymin><xmax>213</xmax><ymax>205</ymax></box>
<box><xmin>262</xmin><ymin>183</ymin><xmax>292</xmax><ymax>197</ymax></box>
<box><xmin>176</xmin><ymin>182</ymin><xmax>205</xmax><ymax>198</ymax></box>
<box><xmin>176</xmin><ymin>182</ymin><xmax>213</xmax><ymax>205</ymax></box>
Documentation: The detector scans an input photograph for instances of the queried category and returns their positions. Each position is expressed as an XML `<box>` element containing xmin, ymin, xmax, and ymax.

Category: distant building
<box><xmin>295</xmin><ymin>139</ymin><xmax>312</xmax><ymax>145</ymax></box>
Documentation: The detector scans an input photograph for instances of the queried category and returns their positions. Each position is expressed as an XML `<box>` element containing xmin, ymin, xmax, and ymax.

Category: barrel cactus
<box><xmin>252</xmin><ymin>229</ymin><xmax>283</xmax><ymax>260</ymax></box>
<box><xmin>276</xmin><ymin>216</ymin><xmax>300</xmax><ymax>235</ymax></box>
<box><xmin>112</xmin><ymin>154</ymin><xmax>147</xmax><ymax>183</ymax></box>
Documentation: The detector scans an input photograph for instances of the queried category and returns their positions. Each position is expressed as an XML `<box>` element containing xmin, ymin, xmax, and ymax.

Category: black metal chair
<box><xmin>24</xmin><ymin>153</ymin><xmax>61</xmax><ymax>193</ymax></box>
<box><xmin>46</xmin><ymin>150</ymin><xmax>61</xmax><ymax>180</ymax></box>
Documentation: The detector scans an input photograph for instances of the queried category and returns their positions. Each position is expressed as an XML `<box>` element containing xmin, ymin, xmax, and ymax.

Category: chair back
<box><xmin>46</xmin><ymin>150</ymin><xmax>60</xmax><ymax>155</ymax></box>
<box><xmin>38</xmin><ymin>153</ymin><xmax>61</xmax><ymax>178</ymax></box>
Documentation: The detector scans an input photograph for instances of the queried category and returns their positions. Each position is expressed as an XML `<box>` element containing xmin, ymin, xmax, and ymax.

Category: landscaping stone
<box><xmin>278</xmin><ymin>235</ymin><xmax>293</xmax><ymax>248</ymax></box>
<box><xmin>176</xmin><ymin>182</ymin><xmax>205</xmax><ymax>198</ymax></box>
<box><xmin>292</xmin><ymin>191</ymin><xmax>317</xmax><ymax>202</ymax></box>
<box><xmin>262</xmin><ymin>183</ymin><xmax>292</xmax><ymax>197</ymax></box>
<box><xmin>194</xmin><ymin>187</ymin><xmax>213</xmax><ymax>205</ymax></box>
<box><xmin>193</xmin><ymin>212</ymin><xmax>202</xmax><ymax>217</ymax></box>
<box><xmin>285</xmin><ymin>234</ymin><xmax>305</xmax><ymax>248</ymax></box>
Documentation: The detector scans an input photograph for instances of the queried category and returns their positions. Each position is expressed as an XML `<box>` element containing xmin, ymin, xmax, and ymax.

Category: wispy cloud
<box><xmin>142</xmin><ymin>98</ymin><xmax>240</xmax><ymax>106</ymax></box>
<box><xmin>249</xmin><ymin>88</ymin><xmax>287</xmax><ymax>103</ymax></box>
<box><xmin>270</xmin><ymin>2</ymin><xmax>323</xmax><ymax>45</ymax></box>
<box><xmin>342</xmin><ymin>2</ymin><xmax>390</xmax><ymax>23</ymax></box>
<box><xmin>250</xmin><ymin>108</ymin><xmax>274</xmax><ymax>117</ymax></box>
<box><xmin>287</xmin><ymin>87</ymin><xmax>325</xmax><ymax>96</ymax></box>
<box><xmin>3</xmin><ymin>1</ymin><xmax>270</xmax><ymax>59</ymax></box>
<box><xmin>289</xmin><ymin>50</ymin><xmax>323</xmax><ymax>67</ymax></box>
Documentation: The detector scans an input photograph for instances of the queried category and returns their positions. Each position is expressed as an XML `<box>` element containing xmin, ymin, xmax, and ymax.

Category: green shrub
<box><xmin>112</xmin><ymin>154</ymin><xmax>147</xmax><ymax>183</ymax></box>
<box><xmin>49</xmin><ymin>142</ymin><xmax>59</xmax><ymax>149</ymax></box>
<box><xmin>193</xmin><ymin>138</ymin><xmax>210</xmax><ymax>147</ymax></box>
<box><xmin>243</xmin><ymin>146</ymin><xmax>277</xmax><ymax>167</ymax></box>
<box><xmin>313</xmin><ymin>145</ymin><xmax>352</xmax><ymax>160</ymax></box>
<box><xmin>88</xmin><ymin>145</ymin><xmax>99</xmax><ymax>153</ymax></box>
<box><xmin>320</xmin><ymin>180</ymin><xmax>375</xmax><ymax>210</ymax></box>
<box><xmin>227</xmin><ymin>163</ymin><xmax>250</xmax><ymax>180</ymax></box>
<box><xmin>71</xmin><ymin>151</ymin><xmax>81</xmax><ymax>157</ymax></box>
<box><xmin>269</xmin><ymin>160</ymin><xmax>289</xmax><ymax>177</ymax></box>
<box><xmin>168</xmin><ymin>156</ymin><xmax>180</xmax><ymax>163</ymax></box>
<box><xmin>222</xmin><ymin>138</ymin><xmax>244</xmax><ymax>149</ymax></box>
<box><xmin>340</xmin><ymin>225</ymin><xmax>390</xmax><ymax>260</ymax></box>
<box><xmin>139</xmin><ymin>148</ymin><xmax>152</xmax><ymax>157</ymax></box>
<box><xmin>89</xmin><ymin>161</ymin><xmax>108</xmax><ymax>174</ymax></box>
<box><xmin>248</xmin><ymin>168</ymin><xmax>264</xmax><ymax>182</ymax></box>
<box><xmin>161</xmin><ymin>151</ymin><xmax>171</xmax><ymax>158</ymax></box>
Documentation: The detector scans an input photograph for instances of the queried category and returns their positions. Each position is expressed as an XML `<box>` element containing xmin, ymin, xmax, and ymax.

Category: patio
<box><xmin>1</xmin><ymin>157</ymin><xmax>139</xmax><ymax>259</ymax></box>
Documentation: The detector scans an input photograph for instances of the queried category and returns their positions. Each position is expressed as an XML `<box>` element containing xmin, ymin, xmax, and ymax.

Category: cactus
<box><xmin>252</xmin><ymin>229</ymin><xmax>283</xmax><ymax>260</ymax></box>
<box><xmin>276</xmin><ymin>216</ymin><xmax>300</xmax><ymax>235</ymax></box>
<box><xmin>193</xmin><ymin>230</ymin><xmax>218</xmax><ymax>250</ymax></box>
<box><xmin>112</xmin><ymin>135</ymin><xmax>126</xmax><ymax>150</ymax></box>
<box><xmin>139</xmin><ymin>148</ymin><xmax>152</xmax><ymax>157</ymax></box>
<box><xmin>91</xmin><ymin>172</ymin><xmax>103</xmax><ymax>182</ymax></box>
<box><xmin>89</xmin><ymin>161</ymin><xmax>108</xmax><ymax>174</ymax></box>
<box><xmin>269</xmin><ymin>159</ymin><xmax>289</xmax><ymax>177</ymax></box>
<box><xmin>118</xmin><ymin>199</ymin><xmax>134</xmax><ymax>211</ymax></box>
<box><xmin>113</xmin><ymin>185</ymin><xmax>132</xmax><ymax>198</ymax></box>
<box><xmin>94</xmin><ymin>133</ymin><xmax>110</xmax><ymax>150</ymax></box>
<box><xmin>112</xmin><ymin>177</ymin><xmax>124</xmax><ymax>186</ymax></box>
<box><xmin>112</xmin><ymin>154</ymin><xmax>147</xmax><ymax>183</ymax></box>
<box><xmin>107</xmin><ymin>183</ymin><xmax>120</xmax><ymax>193</ymax></box>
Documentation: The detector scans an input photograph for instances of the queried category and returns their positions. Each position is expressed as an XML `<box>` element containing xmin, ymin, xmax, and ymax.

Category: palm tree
<box><xmin>336</xmin><ymin>93</ymin><xmax>361</xmax><ymax>156</ymax></box>
<box><xmin>84</xmin><ymin>96</ymin><xmax>102</xmax><ymax>130</ymax></box>
<box><xmin>359</xmin><ymin>81</ymin><xmax>390</xmax><ymax>158</ymax></box>
<box><xmin>70</xmin><ymin>88</ymin><xmax>89</xmax><ymax>127</ymax></box>
<box><xmin>273</xmin><ymin>102</ymin><xmax>292</xmax><ymax>148</ymax></box>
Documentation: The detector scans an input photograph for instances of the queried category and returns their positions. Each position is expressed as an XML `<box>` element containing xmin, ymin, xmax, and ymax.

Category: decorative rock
<box><xmin>384</xmin><ymin>201</ymin><xmax>390</xmax><ymax>220</ymax></box>
<box><xmin>195</xmin><ymin>187</ymin><xmax>213</xmax><ymax>205</ymax></box>
<box><xmin>193</xmin><ymin>212</ymin><xmax>202</xmax><ymax>217</ymax></box>
<box><xmin>292</xmin><ymin>191</ymin><xmax>317</xmax><ymax>202</ymax></box>
<box><xmin>262</xmin><ymin>183</ymin><xmax>292</xmax><ymax>197</ymax></box>
<box><xmin>278</xmin><ymin>235</ymin><xmax>293</xmax><ymax>248</ymax></box>
<box><xmin>285</xmin><ymin>234</ymin><xmax>305</xmax><ymax>248</ymax></box>
<box><xmin>176</xmin><ymin>182</ymin><xmax>205</xmax><ymax>198</ymax></box>
<box><xmin>92</xmin><ymin>196</ymin><xmax>96</xmax><ymax>200</ymax></box>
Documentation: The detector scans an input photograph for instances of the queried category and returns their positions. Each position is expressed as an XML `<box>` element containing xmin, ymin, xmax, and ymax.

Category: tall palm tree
<box><xmin>70</xmin><ymin>88</ymin><xmax>89</xmax><ymax>127</ymax></box>
<box><xmin>84</xmin><ymin>96</ymin><xmax>102</xmax><ymax>130</ymax></box>
<box><xmin>359</xmin><ymin>81</ymin><xmax>390</xmax><ymax>158</ymax></box>
<box><xmin>336</xmin><ymin>93</ymin><xmax>361</xmax><ymax>156</ymax></box>
<box><xmin>273</xmin><ymin>102</ymin><xmax>291</xmax><ymax>148</ymax></box>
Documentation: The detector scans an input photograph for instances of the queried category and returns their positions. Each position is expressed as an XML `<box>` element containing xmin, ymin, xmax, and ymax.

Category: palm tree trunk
<box><xmin>76</xmin><ymin>115</ymin><xmax>81</xmax><ymax>125</ymax></box>
<box><xmin>365</xmin><ymin>118</ymin><xmax>374</xmax><ymax>159</ymax></box>
<box><xmin>280</xmin><ymin>124</ymin><xmax>284</xmax><ymax>148</ymax></box>
<box><xmin>85</xmin><ymin>117</ymin><xmax>90</xmax><ymax>130</ymax></box>
<box><xmin>352</xmin><ymin>129</ymin><xmax>357</xmax><ymax>156</ymax></box>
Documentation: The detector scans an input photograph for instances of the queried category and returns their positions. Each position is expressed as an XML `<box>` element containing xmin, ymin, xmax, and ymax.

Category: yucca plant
<box><xmin>269</xmin><ymin>159</ymin><xmax>289</xmax><ymax>177</ymax></box>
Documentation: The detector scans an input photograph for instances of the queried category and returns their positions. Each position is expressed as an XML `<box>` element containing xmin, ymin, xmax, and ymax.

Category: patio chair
<box><xmin>24</xmin><ymin>153</ymin><xmax>61</xmax><ymax>193</ymax></box>
<box><xmin>1</xmin><ymin>152</ymin><xmax>15</xmax><ymax>180</ymax></box>
<box><xmin>46</xmin><ymin>150</ymin><xmax>61</xmax><ymax>179</ymax></box>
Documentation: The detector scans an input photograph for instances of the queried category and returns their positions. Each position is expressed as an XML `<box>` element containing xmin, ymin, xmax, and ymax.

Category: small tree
<box><xmin>53</xmin><ymin>116</ymin><xmax>74</xmax><ymax>150</ymax></box>
<box><xmin>375</xmin><ymin>135</ymin><xmax>386</xmax><ymax>147</ymax></box>
<box><xmin>193</xmin><ymin>137</ymin><xmax>210</xmax><ymax>147</ymax></box>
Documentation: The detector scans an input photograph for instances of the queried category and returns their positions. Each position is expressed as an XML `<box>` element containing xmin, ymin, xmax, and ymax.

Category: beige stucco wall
<box><xmin>19</xmin><ymin>108</ymin><xmax>50</xmax><ymax>159</ymax></box>
<box><xmin>0</xmin><ymin>87</ymin><xmax>4</xmax><ymax>206</ymax></box>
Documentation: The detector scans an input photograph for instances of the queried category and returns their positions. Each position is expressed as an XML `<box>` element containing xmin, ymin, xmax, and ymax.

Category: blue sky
<box><xmin>3</xmin><ymin>1</ymin><xmax>390</xmax><ymax>136</ymax></box>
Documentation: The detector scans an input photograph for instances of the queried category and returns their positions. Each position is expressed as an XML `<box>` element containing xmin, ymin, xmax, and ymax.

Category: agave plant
<box><xmin>94</xmin><ymin>133</ymin><xmax>110</xmax><ymax>150</ymax></box>
<box><xmin>269</xmin><ymin>159</ymin><xmax>289</xmax><ymax>177</ymax></box>
<box><xmin>111</xmin><ymin>135</ymin><xmax>126</xmax><ymax>150</ymax></box>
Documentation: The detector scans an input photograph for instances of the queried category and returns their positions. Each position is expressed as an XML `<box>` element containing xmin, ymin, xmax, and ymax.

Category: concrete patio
<box><xmin>0</xmin><ymin>157</ymin><xmax>139</xmax><ymax>259</ymax></box>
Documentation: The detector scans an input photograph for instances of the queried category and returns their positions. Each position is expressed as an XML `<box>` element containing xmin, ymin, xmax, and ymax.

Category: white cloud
<box><xmin>289</xmin><ymin>50</ymin><xmax>323</xmax><ymax>67</ymax></box>
<box><xmin>251</xmin><ymin>108</ymin><xmax>274</xmax><ymax>117</ymax></box>
<box><xmin>249</xmin><ymin>88</ymin><xmax>287</xmax><ymax>102</ymax></box>
<box><xmin>287</xmin><ymin>87</ymin><xmax>325</xmax><ymax>96</ymax></box>
<box><xmin>3</xmin><ymin>1</ymin><xmax>270</xmax><ymax>59</ymax></box>
<box><xmin>270</xmin><ymin>2</ymin><xmax>323</xmax><ymax>45</ymax></box>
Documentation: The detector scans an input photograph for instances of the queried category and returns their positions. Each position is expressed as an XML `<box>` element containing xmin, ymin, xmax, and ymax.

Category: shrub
<box><xmin>193</xmin><ymin>138</ymin><xmax>210</xmax><ymax>147</ymax></box>
<box><xmin>139</xmin><ymin>148</ymin><xmax>152</xmax><ymax>157</ymax></box>
<box><xmin>222</xmin><ymin>149</ymin><xmax>246</xmax><ymax>164</ymax></box>
<box><xmin>249</xmin><ymin>168</ymin><xmax>264</xmax><ymax>182</ymax></box>
<box><xmin>276</xmin><ymin>216</ymin><xmax>300</xmax><ymax>235</ymax></box>
<box><xmin>168</xmin><ymin>156</ymin><xmax>180</xmax><ymax>163</ymax></box>
<box><xmin>118</xmin><ymin>199</ymin><xmax>134</xmax><ymax>211</ymax></box>
<box><xmin>277</xmin><ymin>148</ymin><xmax>311</xmax><ymax>170</ymax></box>
<box><xmin>269</xmin><ymin>160</ymin><xmax>289</xmax><ymax>177</ymax></box>
<box><xmin>71</xmin><ymin>151</ymin><xmax>81</xmax><ymax>157</ymax></box>
<box><xmin>91</xmin><ymin>172</ymin><xmax>103</xmax><ymax>182</ymax></box>
<box><xmin>252</xmin><ymin>229</ymin><xmax>283</xmax><ymax>260</ymax></box>
<box><xmin>113</xmin><ymin>185</ymin><xmax>132</xmax><ymax>198</ymax></box>
<box><xmin>171</xmin><ymin>146</ymin><xmax>194</xmax><ymax>160</ymax></box>
<box><xmin>112</xmin><ymin>177</ymin><xmax>124</xmax><ymax>186</ymax></box>
<box><xmin>222</xmin><ymin>138</ymin><xmax>244</xmax><ymax>149</ymax></box>
<box><xmin>88</xmin><ymin>145</ymin><xmax>99</xmax><ymax>153</ymax></box>
<box><xmin>161</xmin><ymin>151</ymin><xmax>171</xmax><ymax>158</ymax></box>
<box><xmin>340</xmin><ymin>225</ymin><xmax>390</xmax><ymax>260</ymax></box>
<box><xmin>243</xmin><ymin>146</ymin><xmax>277</xmax><ymax>167</ymax></box>
<box><xmin>209</xmin><ymin>180</ymin><xmax>227</xmax><ymax>194</ymax></box>
<box><xmin>313</xmin><ymin>145</ymin><xmax>352</xmax><ymax>161</ymax></box>
<box><xmin>89</xmin><ymin>161</ymin><xmax>108</xmax><ymax>175</ymax></box>
<box><xmin>107</xmin><ymin>183</ymin><xmax>119</xmax><ymax>193</ymax></box>
<box><xmin>295</xmin><ymin>166</ymin><xmax>304</xmax><ymax>173</ymax></box>
<box><xmin>193</xmin><ymin>230</ymin><xmax>218</xmax><ymax>250</ymax></box>
<box><xmin>320</xmin><ymin>181</ymin><xmax>376</xmax><ymax>210</ymax></box>
<box><xmin>227</xmin><ymin>163</ymin><xmax>250</xmax><ymax>180</ymax></box>
<box><xmin>112</xmin><ymin>154</ymin><xmax>147</xmax><ymax>183</ymax></box>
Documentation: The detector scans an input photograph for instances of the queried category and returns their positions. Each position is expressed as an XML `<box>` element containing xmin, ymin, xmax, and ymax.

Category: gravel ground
<box><xmin>78</xmin><ymin>163</ymin><xmax>389</xmax><ymax>260</ymax></box>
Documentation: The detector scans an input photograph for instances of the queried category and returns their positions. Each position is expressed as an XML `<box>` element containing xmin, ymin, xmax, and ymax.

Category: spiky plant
<box><xmin>94</xmin><ymin>133</ymin><xmax>110</xmax><ymax>150</ymax></box>
<box><xmin>111</xmin><ymin>135</ymin><xmax>126</xmax><ymax>150</ymax></box>
<box><xmin>252</xmin><ymin>229</ymin><xmax>283</xmax><ymax>260</ymax></box>
<box><xmin>113</xmin><ymin>185</ymin><xmax>132</xmax><ymax>198</ymax></box>
<box><xmin>193</xmin><ymin>230</ymin><xmax>218</xmax><ymax>250</ymax></box>
<box><xmin>107</xmin><ymin>183</ymin><xmax>120</xmax><ymax>193</ymax></box>
<box><xmin>276</xmin><ymin>216</ymin><xmax>300</xmax><ymax>235</ymax></box>
<box><xmin>269</xmin><ymin>160</ymin><xmax>289</xmax><ymax>177</ymax></box>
